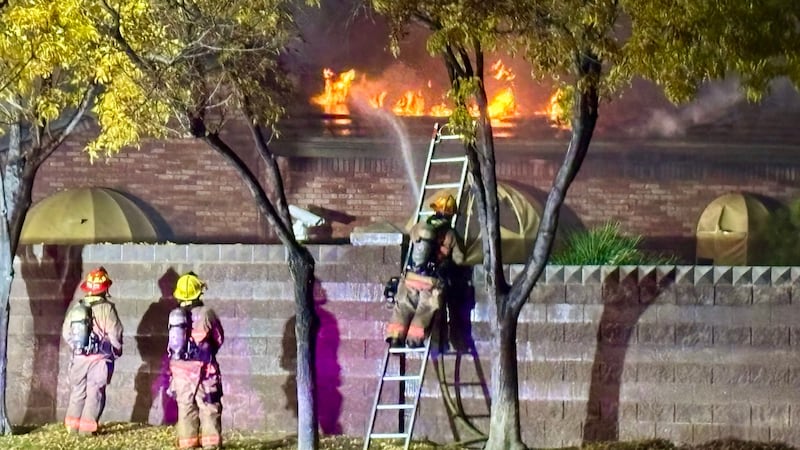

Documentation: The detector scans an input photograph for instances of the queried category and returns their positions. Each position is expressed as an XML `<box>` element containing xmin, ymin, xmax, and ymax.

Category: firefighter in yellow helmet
<box><xmin>167</xmin><ymin>272</ymin><xmax>225</xmax><ymax>449</ymax></box>
<box><xmin>386</xmin><ymin>193</ymin><xmax>464</xmax><ymax>347</ymax></box>
<box><xmin>61</xmin><ymin>267</ymin><xmax>123</xmax><ymax>435</ymax></box>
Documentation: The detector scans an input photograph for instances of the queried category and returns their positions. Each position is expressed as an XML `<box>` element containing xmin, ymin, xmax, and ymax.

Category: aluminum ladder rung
<box><xmin>370</xmin><ymin>433</ymin><xmax>410</xmax><ymax>439</ymax></box>
<box><xmin>430</xmin><ymin>156</ymin><xmax>468</xmax><ymax>164</ymax></box>
<box><xmin>377</xmin><ymin>404</ymin><xmax>415</xmax><ymax>410</ymax></box>
<box><xmin>424</xmin><ymin>182</ymin><xmax>462</xmax><ymax>190</ymax></box>
<box><xmin>383</xmin><ymin>375</ymin><xmax>422</xmax><ymax>382</ymax></box>
<box><xmin>437</xmin><ymin>134</ymin><xmax>461</xmax><ymax>141</ymax></box>
<box><xmin>389</xmin><ymin>346</ymin><xmax>428</xmax><ymax>354</ymax></box>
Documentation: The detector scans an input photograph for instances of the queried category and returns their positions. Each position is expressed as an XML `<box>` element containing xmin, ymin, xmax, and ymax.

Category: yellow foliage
<box><xmin>0</xmin><ymin>0</ymin><xmax>170</xmax><ymax>157</ymax></box>
<box><xmin>2</xmin><ymin>0</ymin><xmax>320</xmax><ymax>158</ymax></box>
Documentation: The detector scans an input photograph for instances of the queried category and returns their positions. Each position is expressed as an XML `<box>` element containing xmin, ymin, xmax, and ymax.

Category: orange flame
<box><xmin>487</xmin><ymin>87</ymin><xmax>518</xmax><ymax>119</ymax></box>
<box><xmin>430</xmin><ymin>103</ymin><xmax>453</xmax><ymax>117</ymax></box>
<box><xmin>369</xmin><ymin>91</ymin><xmax>387</xmax><ymax>109</ymax></box>
<box><xmin>545</xmin><ymin>89</ymin><xmax>570</xmax><ymax>130</ymax></box>
<box><xmin>309</xmin><ymin>63</ymin><xmax>535</xmax><ymax>125</ymax></box>
<box><xmin>490</xmin><ymin>60</ymin><xmax>515</xmax><ymax>82</ymax></box>
<box><xmin>311</xmin><ymin>68</ymin><xmax>356</xmax><ymax>115</ymax></box>
<box><xmin>392</xmin><ymin>90</ymin><xmax>426</xmax><ymax>116</ymax></box>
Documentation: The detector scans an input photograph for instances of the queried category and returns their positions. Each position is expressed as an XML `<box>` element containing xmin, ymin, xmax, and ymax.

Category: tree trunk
<box><xmin>288</xmin><ymin>246</ymin><xmax>318</xmax><ymax>450</ymax></box>
<box><xmin>200</xmin><ymin>124</ymin><xmax>320</xmax><ymax>449</ymax></box>
<box><xmin>0</xmin><ymin>241</ymin><xmax>12</xmax><ymax>435</ymax></box>
<box><xmin>484</xmin><ymin>306</ymin><xmax>525</xmax><ymax>450</ymax></box>
<box><xmin>0</xmin><ymin>184</ymin><xmax>29</xmax><ymax>434</ymax></box>
<box><xmin>486</xmin><ymin>55</ymin><xmax>601</xmax><ymax>448</ymax></box>
<box><xmin>0</xmin><ymin>121</ymin><xmax>38</xmax><ymax>434</ymax></box>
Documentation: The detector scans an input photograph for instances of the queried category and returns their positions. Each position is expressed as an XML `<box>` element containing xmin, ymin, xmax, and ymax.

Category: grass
<box><xmin>3</xmin><ymin>423</ymin><xmax>436</xmax><ymax>450</ymax></box>
<box><xmin>1</xmin><ymin>424</ymin><xmax>796</xmax><ymax>450</ymax></box>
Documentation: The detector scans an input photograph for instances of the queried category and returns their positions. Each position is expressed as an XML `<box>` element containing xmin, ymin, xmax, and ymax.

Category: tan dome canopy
<box><xmin>695</xmin><ymin>192</ymin><xmax>771</xmax><ymax>265</ymax></box>
<box><xmin>408</xmin><ymin>183</ymin><xmax>541</xmax><ymax>265</ymax></box>
<box><xmin>20</xmin><ymin>187</ymin><xmax>157</xmax><ymax>244</ymax></box>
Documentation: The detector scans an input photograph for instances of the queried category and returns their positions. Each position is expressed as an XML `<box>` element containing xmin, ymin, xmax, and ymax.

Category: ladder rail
<box><xmin>413</xmin><ymin>123</ymin><xmax>466</xmax><ymax>226</ymax></box>
<box><xmin>402</xmin><ymin>123</ymin><xmax>443</xmax><ymax>271</ymax></box>
<box><xmin>403</xmin><ymin>336</ymin><xmax>433</xmax><ymax>450</ymax></box>
<box><xmin>414</xmin><ymin>124</ymin><xmax>442</xmax><ymax>224</ymax></box>
<box><xmin>363</xmin><ymin>347</ymin><xmax>393</xmax><ymax>450</ymax></box>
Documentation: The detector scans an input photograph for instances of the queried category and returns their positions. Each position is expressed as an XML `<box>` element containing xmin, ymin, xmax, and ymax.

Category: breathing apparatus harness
<box><xmin>168</xmin><ymin>300</ymin><xmax>214</xmax><ymax>363</ymax></box>
<box><xmin>384</xmin><ymin>214</ymin><xmax>452</xmax><ymax>307</ymax></box>
<box><xmin>68</xmin><ymin>296</ymin><xmax>110</xmax><ymax>356</ymax></box>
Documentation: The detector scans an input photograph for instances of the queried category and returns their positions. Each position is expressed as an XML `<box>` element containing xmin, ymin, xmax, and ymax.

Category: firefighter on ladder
<box><xmin>167</xmin><ymin>272</ymin><xmax>225</xmax><ymax>449</ymax></box>
<box><xmin>385</xmin><ymin>193</ymin><xmax>465</xmax><ymax>348</ymax></box>
<box><xmin>62</xmin><ymin>267</ymin><xmax>124</xmax><ymax>435</ymax></box>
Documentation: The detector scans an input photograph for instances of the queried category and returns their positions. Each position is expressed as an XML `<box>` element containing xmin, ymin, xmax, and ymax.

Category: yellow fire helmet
<box><xmin>430</xmin><ymin>194</ymin><xmax>457</xmax><ymax>216</ymax></box>
<box><xmin>174</xmin><ymin>272</ymin><xmax>206</xmax><ymax>301</ymax></box>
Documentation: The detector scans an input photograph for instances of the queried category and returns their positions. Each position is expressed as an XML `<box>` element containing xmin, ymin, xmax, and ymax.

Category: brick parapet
<box><xmin>32</xmin><ymin>122</ymin><xmax>800</xmax><ymax>262</ymax></box>
<box><xmin>6</xmin><ymin>244</ymin><xmax>800</xmax><ymax>448</ymax></box>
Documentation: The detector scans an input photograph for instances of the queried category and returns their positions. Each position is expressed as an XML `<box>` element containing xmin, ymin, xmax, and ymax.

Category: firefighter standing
<box><xmin>62</xmin><ymin>267</ymin><xmax>124</xmax><ymax>435</ymax></box>
<box><xmin>167</xmin><ymin>272</ymin><xmax>224</xmax><ymax>449</ymax></box>
<box><xmin>386</xmin><ymin>194</ymin><xmax>465</xmax><ymax>347</ymax></box>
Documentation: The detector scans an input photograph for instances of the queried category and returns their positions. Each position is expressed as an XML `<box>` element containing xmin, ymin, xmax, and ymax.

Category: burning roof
<box><xmin>309</xmin><ymin>60</ymin><xmax>569</xmax><ymax>132</ymax></box>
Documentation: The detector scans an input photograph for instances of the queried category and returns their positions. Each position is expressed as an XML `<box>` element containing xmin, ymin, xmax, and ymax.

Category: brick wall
<box><xmin>36</xmin><ymin>123</ymin><xmax>267</xmax><ymax>244</ymax></box>
<box><xmin>32</xmin><ymin>118</ymin><xmax>800</xmax><ymax>261</ymax></box>
<box><xmin>8</xmin><ymin>243</ymin><xmax>800</xmax><ymax>447</ymax></box>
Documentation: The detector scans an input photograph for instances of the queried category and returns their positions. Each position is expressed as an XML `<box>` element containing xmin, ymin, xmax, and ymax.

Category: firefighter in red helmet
<box><xmin>167</xmin><ymin>272</ymin><xmax>225</xmax><ymax>449</ymax></box>
<box><xmin>62</xmin><ymin>267</ymin><xmax>123</xmax><ymax>435</ymax></box>
<box><xmin>386</xmin><ymin>193</ymin><xmax>464</xmax><ymax>347</ymax></box>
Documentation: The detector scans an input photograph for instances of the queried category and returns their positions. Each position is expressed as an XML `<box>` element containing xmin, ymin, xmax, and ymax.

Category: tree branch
<box><xmin>195</xmin><ymin>119</ymin><xmax>295</xmax><ymax>245</ymax></box>
<box><xmin>30</xmin><ymin>84</ymin><xmax>98</xmax><ymax>167</ymax></box>
<box><xmin>242</xmin><ymin>98</ymin><xmax>293</xmax><ymax>234</ymax></box>
<box><xmin>457</xmin><ymin>46</ymin><xmax>474</xmax><ymax>78</ymax></box>
<box><xmin>169</xmin><ymin>0</ymin><xmax>202</xmax><ymax>19</ymax></box>
<box><xmin>473</xmin><ymin>37</ymin><xmax>483</xmax><ymax>80</ymax></box>
<box><xmin>472</xmin><ymin>84</ymin><xmax>507</xmax><ymax>295</ymax></box>
<box><xmin>411</xmin><ymin>10</ymin><xmax>439</xmax><ymax>30</ymax></box>
<box><xmin>509</xmin><ymin>57</ymin><xmax>601</xmax><ymax>315</ymax></box>
<box><xmin>0</xmin><ymin>56</ymin><xmax>35</xmax><ymax>96</ymax></box>
<box><xmin>99</xmin><ymin>0</ymin><xmax>154</xmax><ymax>72</ymax></box>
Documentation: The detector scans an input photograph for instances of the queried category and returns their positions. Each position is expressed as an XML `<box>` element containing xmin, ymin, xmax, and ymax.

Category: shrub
<box><xmin>762</xmin><ymin>198</ymin><xmax>800</xmax><ymax>266</ymax></box>
<box><xmin>550</xmin><ymin>222</ymin><xmax>675</xmax><ymax>265</ymax></box>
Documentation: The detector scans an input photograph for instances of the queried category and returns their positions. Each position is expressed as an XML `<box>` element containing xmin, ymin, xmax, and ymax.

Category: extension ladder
<box><xmin>363</xmin><ymin>123</ymin><xmax>469</xmax><ymax>450</ymax></box>
<box><xmin>410</xmin><ymin>123</ymin><xmax>469</xmax><ymax>230</ymax></box>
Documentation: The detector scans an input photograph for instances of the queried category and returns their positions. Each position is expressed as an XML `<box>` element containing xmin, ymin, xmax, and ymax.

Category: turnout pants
<box><xmin>64</xmin><ymin>354</ymin><xmax>113</xmax><ymax>434</ymax></box>
<box><xmin>170</xmin><ymin>361</ymin><xmax>223</xmax><ymax>449</ymax></box>
<box><xmin>386</xmin><ymin>273</ymin><xmax>443</xmax><ymax>346</ymax></box>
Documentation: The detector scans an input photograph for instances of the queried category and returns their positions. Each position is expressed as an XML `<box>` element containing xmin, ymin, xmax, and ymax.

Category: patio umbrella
<box><xmin>20</xmin><ymin>187</ymin><xmax>157</xmax><ymax>244</ymax></box>
<box><xmin>696</xmin><ymin>192</ymin><xmax>771</xmax><ymax>265</ymax></box>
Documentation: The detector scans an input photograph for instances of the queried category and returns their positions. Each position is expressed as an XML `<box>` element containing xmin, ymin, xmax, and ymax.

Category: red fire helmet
<box><xmin>80</xmin><ymin>267</ymin><xmax>112</xmax><ymax>295</ymax></box>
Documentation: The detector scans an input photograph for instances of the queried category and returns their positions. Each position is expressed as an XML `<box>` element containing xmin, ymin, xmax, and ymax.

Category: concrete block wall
<box><xmin>7</xmin><ymin>243</ymin><xmax>400</xmax><ymax>436</ymax></box>
<box><xmin>496</xmin><ymin>265</ymin><xmax>800</xmax><ymax>448</ymax></box>
<box><xmin>7</xmin><ymin>244</ymin><xmax>800</xmax><ymax>448</ymax></box>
